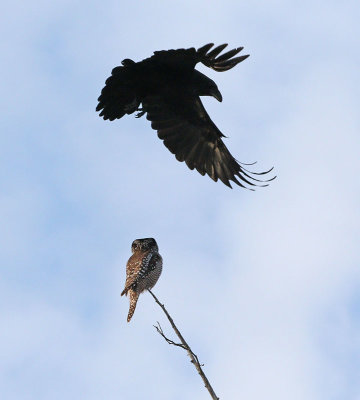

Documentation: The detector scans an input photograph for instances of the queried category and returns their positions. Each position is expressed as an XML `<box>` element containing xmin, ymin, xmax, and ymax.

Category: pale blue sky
<box><xmin>1</xmin><ymin>0</ymin><xmax>360</xmax><ymax>399</ymax></box>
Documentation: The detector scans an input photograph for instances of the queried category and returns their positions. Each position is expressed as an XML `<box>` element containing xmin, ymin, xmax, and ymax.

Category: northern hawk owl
<box><xmin>121</xmin><ymin>238</ymin><xmax>163</xmax><ymax>322</ymax></box>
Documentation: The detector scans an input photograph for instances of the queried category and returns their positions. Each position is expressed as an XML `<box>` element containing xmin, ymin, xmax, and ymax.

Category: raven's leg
<box><xmin>135</xmin><ymin>108</ymin><xmax>146</xmax><ymax>118</ymax></box>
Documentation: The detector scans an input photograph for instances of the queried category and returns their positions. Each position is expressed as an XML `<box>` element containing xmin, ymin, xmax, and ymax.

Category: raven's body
<box><xmin>97</xmin><ymin>44</ymin><xmax>274</xmax><ymax>188</ymax></box>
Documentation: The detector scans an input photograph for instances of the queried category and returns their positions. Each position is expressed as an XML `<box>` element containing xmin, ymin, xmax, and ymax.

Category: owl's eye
<box><xmin>132</xmin><ymin>240</ymin><xmax>140</xmax><ymax>251</ymax></box>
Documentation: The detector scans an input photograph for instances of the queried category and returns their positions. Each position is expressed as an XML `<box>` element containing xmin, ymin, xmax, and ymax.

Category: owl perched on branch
<box><xmin>121</xmin><ymin>238</ymin><xmax>163</xmax><ymax>322</ymax></box>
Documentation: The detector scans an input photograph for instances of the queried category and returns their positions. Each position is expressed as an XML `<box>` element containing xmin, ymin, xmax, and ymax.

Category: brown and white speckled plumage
<box><xmin>121</xmin><ymin>238</ymin><xmax>162</xmax><ymax>322</ymax></box>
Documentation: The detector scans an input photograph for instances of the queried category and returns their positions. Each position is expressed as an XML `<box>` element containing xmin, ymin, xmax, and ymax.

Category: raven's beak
<box><xmin>211</xmin><ymin>88</ymin><xmax>223</xmax><ymax>102</ymax></box>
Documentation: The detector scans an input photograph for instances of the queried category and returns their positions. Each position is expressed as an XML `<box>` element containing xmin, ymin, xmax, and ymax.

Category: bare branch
<box><xmin>148</xmin><ymin>289</ymin><xmax>219</xmax><ymax>400</ymax></box>
<box><xmin>153</xmin><ymin>322</ymin><xmax>187</xmax><ymax>350</ymax></box>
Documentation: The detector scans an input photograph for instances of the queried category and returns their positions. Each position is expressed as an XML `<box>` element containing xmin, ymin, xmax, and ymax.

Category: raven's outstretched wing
<box><xmin>142</xmin><ymin>95</ymin><xmax>273</xmax><ymax>189</ymax></box>
<box><xmin>196</xmin><ymin>43</ymin><xmax>249</xmax><ymax>71</ymax></box>
<box><xmin>147</xmin><ymin>43</ymin><xmax>249</xmax><ymax>72</ymax></box>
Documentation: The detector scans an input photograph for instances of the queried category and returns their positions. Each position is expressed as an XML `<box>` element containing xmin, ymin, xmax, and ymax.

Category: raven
<box><xmin>96</xmin><ymin>43</ymin><xmax>274</xmax><ymax>189</ymax></box>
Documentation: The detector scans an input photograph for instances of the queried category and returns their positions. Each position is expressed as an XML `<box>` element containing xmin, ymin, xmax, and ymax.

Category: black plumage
<box><xmin>97</xmin><ymin>43</ymin><xmax>275</xmax><ymax>188</ymax></box>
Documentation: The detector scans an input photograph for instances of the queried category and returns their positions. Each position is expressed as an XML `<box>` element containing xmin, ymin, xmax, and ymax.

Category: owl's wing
<box><xmin>121</xmin><ymin>253</ymin><xmax>146</xmax><ymax>296</ymax></box>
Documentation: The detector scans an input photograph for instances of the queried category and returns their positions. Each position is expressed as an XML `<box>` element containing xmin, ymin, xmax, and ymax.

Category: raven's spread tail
<box><xmin>96</xmin><ymin>59</ymin><xmax>140</xmax><ymax>121</ymax></box>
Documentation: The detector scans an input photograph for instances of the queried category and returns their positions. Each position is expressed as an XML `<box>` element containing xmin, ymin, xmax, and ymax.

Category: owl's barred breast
<box><xmin>135</xmin><ymin>254</ymin><xmax>163</xmax><ymax>293</ymax></box>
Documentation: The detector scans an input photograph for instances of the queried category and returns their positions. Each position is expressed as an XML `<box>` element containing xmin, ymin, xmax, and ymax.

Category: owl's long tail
<box><xmin>127</xmin><ymin>290</ymin><xmax>139</xmax><ymax>323</ymax></box>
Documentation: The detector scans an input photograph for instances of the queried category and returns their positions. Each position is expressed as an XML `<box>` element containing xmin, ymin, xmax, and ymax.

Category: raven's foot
<box><xmin>135</xmin><ymin>108</ymin><xmax>146</xmax><ymax>118</ymax></box>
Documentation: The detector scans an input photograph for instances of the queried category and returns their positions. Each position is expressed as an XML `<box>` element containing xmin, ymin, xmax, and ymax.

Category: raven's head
<box><xmin>193</xmin><ymin>70</ymin><xmax>222</xmax><ymax>102</ymax></box>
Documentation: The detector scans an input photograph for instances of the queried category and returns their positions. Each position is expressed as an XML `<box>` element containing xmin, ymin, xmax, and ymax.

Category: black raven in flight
<box><xmin>97</xmin><ymin>43</ymin><xmax>274</xmax><ymax>188</ymax></box>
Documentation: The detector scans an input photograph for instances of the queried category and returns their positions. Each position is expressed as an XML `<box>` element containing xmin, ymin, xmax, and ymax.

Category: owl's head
<box><xmin>131</xmin><ymin>238</ymin><xmax>159</xmax><ymax>253</ymax></box>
